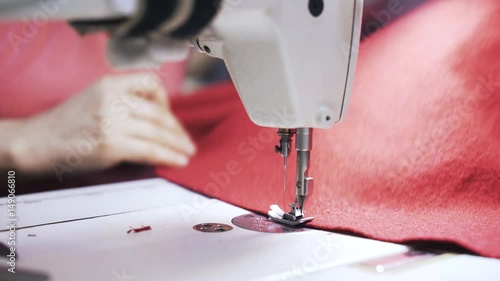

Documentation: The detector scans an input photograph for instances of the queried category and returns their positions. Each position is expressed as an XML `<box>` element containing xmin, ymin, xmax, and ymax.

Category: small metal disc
<box><xmin>193</xmin><ymin>223</ymin><xmax>233</xmax><ymax>233</ymax></box>
<box><xmin>232</xmin><ymin>213</ymin><xmax>308</xmax><ymax>233</ymax></box>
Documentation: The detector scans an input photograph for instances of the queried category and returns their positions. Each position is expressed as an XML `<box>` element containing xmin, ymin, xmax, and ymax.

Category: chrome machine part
<box><xmin>292</xmin><ymin>128</ymin><xmax>314</xmax><ymax>218</ymax></box>
<box><xmin>268</xmin><ymin>204</ymin><xmax>313</xmax><ymax>226</ymax></box>
<box><xmin>231</xmin><ymin>213</ymin><xmax>307</xmax><ymax>233</ymax></box>
<box><xmin>269</xmin><ymin>128</ymin><xmax>314</xmax><ymax>226</ymax></box>
<box><xmin>275</xmin><ymin>129</ymin><xmax>295</xmax><ymax>209</ymax></box>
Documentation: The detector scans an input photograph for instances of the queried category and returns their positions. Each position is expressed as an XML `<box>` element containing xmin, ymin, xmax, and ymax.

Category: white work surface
<box><xmin>0</xmin><ymin>178</ymin><xmax>498</xmax><ymax>281</ymax></box>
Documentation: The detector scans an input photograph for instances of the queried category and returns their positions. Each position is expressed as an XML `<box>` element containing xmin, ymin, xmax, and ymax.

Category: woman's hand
<box><xmin>4</xmin><ymin>73</ymin><xmax>196</xmax><ymax>179</ymax></box>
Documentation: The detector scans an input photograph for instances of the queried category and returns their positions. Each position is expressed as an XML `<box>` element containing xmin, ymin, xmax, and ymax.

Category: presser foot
<box><xmin>267</xmin><ymin>204</ymin><xmax>314</xmax><ymax>226</ymax></box>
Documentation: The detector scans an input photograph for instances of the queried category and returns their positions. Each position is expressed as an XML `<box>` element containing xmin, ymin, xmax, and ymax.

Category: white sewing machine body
<box><xmin>0</xmin><ymin>0</ymin><xmax>362</xmax><ymax>129</ymax></box>
<box><xmin>197</xmin><ymin>0</ymin><xmax>363</xmax><ymax>128</ymax></box>
<box><xmin>0</xmin><ymin>0</ymin><xmax>364</xmax><ymax>222</ymax></box>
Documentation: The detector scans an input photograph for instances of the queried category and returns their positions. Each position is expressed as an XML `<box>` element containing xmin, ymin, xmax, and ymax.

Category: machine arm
<box><xmin>0</xmin><ymin>0</ymin><xmax>365</xmax><ymax>226</ymax></box>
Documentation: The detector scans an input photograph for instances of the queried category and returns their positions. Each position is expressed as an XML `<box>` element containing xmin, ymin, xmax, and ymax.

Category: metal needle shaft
<box><xmin>283</xmin><ymin>157</ymin><xmax>287</xmax><ymax>210</ymax></box>
<box><xmin>276</xmin><ymin>129</ymin><xmax>294</xmax><ymax>213</ymax></box>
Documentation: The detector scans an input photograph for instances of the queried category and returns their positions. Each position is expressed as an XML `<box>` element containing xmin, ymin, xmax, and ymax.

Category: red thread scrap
<box><xmin>127</xmin><ymin>225</ymin><xmax>152</xmax><ymax>234</ymax></box>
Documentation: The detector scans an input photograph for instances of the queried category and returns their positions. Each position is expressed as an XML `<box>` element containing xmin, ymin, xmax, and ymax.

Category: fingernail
<box><xmin>183</xmin><ymin>138</ymin><xmax>196</xmax><ymax>155</ymax></box>
<box><xmin>187</xmin><ymin>142</ymin><xmax>196</xmax><ymax>155</ymax></box>
<box><xmin>177</xmin><ymin>155</ymin><xmax>189</xmax><ymax>166</ymax></box>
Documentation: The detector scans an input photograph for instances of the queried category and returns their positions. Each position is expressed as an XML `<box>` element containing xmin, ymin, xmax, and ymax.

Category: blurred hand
<box><xmin>9</xmin><ymin>73</ymin><xmax>196</xmax><ymax>179</ymax></box>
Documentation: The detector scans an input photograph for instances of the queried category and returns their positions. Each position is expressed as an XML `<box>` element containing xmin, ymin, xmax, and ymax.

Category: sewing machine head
<box><xmin>196</xmin><ymin>0</ymin><xmax>363</xmax><ymax>129</ymax></box>
<box><xmin>193</xmin><ymin>0</ymin><xmax>363</xmax><ymax>225</ymax></box>
<box><xmin>37</xmin><ymin>0</ymin><xmax>363</xmax><ymax>225</ymax></box>
<box><xmin>111</xmin><ymin>0</ymin><xmax>363</xmax><ymax>225</ymax></box>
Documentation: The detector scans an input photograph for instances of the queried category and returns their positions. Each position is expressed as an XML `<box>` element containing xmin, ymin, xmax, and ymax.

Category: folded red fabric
<box><xmin>158</xmin><ymin>0</ymin><xmax>500</xmax><ymax>258</ymax></box>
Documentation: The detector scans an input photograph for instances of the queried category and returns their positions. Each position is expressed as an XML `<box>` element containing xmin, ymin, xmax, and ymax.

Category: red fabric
<box><xmin>158</xmin><ymin>0</ymin><xmax>500</xmax><ymax>258</ymax></box>
<box><xmin>0</xmin><ymin>22</ymin><xmax>186</xmax><ymax>119</ymax></box>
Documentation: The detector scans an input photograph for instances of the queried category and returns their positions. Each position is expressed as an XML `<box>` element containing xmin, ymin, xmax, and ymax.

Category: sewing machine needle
<box><xmin>283</xmin><ymin>157</ymin><xmax>287</xmax><ymax>210</ymax></box>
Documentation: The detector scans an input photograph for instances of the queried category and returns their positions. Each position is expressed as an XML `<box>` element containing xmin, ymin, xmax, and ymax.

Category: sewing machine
<box><xmin>2</xmin><ymin>2</ymin><xmax>500</xmax><ymax>280</ymax></box>
<box><xmin>0</xmin><ymin>0</ymin><xmax>362</xmax><ymax>225</ymax></box>
<box><xmin>192</xmin><ymin>1</ymin><xmax>363</xmax><ymax>225</ymax></box>
<box><xmin>189</xmin><ymin>0</ymin><xmax>363</xmax><ymax>226</ymax></box>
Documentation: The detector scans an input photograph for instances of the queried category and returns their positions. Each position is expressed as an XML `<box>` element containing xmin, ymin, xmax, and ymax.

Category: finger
<box><xmin>121</xmin><ymin>118</ymin><xmax>196</xmax><ymax>156</ymax></box>
<box><xmin>130</xmin><ymin>88</ymin><xmax>167</xmax><ymax>107</ymax></box>
<box><xmin>130</xmin><ymin>98</ymin><xmax>188</xmax><ymax>135</ymax></box>
<box><xmin>124</xmin><ymin>73</ymin><xmax>168</xmax><ymax>106</ymax></box>
<box><xmin>110</xmin><ymin>137</ymin><xmax>191</xmax><ymax>167</ymax></box>
<box><xmin>101</xmin><ymin>73</ymin><xmax>167</xmax><ymax>106</ymax></box>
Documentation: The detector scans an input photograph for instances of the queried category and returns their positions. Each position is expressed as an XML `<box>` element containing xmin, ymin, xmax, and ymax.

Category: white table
<box><xmin>0</xmin><ymin>178</ymin><xmax>497</xmax><ymax>281</ymax></box>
